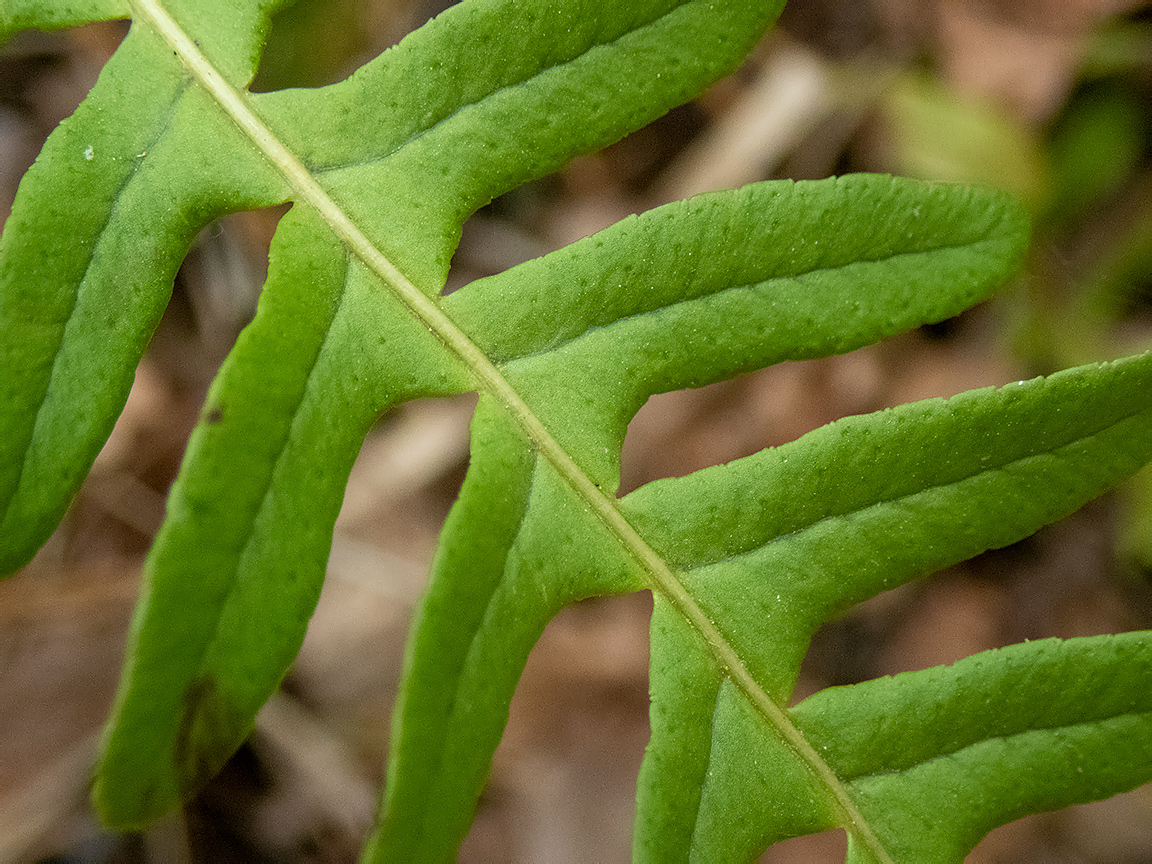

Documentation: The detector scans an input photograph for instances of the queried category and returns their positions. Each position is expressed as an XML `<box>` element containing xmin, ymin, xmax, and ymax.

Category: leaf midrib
<box><xmin>685</xmin><ymin>402</ymin><xmax>1150</xmax><ymax>576</ymax></box>
<box><xmin>850</xmin><ymin>705</ymin><xmax>1152</xmax><ymax>784</ymax></box>
<box><xmin>2</xmin><ymin>72</ymin><xmax>190</xmax><ymax>546</ymax></box>
<box><xmin>488</xmin><ymin>234</ymin><xmax>1004</xmax><ymax>367</ymax></box>
<box><xmin>131</xmin><ymin>1</ymin><xmax>892</xmax><ymax>859</ymax></box>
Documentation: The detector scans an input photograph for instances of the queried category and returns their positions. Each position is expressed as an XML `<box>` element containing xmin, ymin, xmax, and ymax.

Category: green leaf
<box><xmin>628</xmin><ymin>352</ymin><xmax>1152</xmax><ymax>861</ymax></box>
<box><xmin>3</xmin><ymin>0</ymin><xmax>789</xmax><ymax>828</ymax></box>
<box><xmin>367</xmin><ymin>174</ymin><xmax>1033</xmax><ymax>860</ymax></box>
<box><xmin>2</xmin><ymin>1</ymin><xmax>128</xmax><ymax>38</ymax></box>
<box><xmin>795</xmin><ymin>632</ymin><xmax>1152</xmax><ymax>863</ymax></box>
<box><xmin>3</xmin><ymin>1</ymin><xmax>1150</xmax><ymax>861</ymax></box>
<box><xmin>882</xmin><ymin>72</ymin><xmax>1050</xmax><ymax>212</ymax></box>
<box><xmin>1</xmin><ymin>0</ymin><xmax>289</xmax><ymax>574</ymax></box>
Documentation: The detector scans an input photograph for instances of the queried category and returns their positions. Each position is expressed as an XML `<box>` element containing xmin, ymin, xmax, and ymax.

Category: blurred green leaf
<box><xmin>882</xmin><ymin>72</ymin><xmax>1049</xmax><ymax>211</ymax></box>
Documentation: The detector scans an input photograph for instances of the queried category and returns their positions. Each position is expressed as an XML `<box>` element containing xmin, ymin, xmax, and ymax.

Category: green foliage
<box><xmin>2</xmin><ymin>1</ymin><xmax>1150</xmax><ymax>860</ymax></box>
<box><xmin>880</xmin><ymin>72</ymin><xmax>1049</xmax><ymax>212</ymax></box>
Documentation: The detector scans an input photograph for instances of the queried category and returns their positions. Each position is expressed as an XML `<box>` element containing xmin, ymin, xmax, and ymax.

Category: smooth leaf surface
<box><xmin>3</xmin><ymin>1</ymin><xmax>1151</xmax><ymax>862</ymax></box>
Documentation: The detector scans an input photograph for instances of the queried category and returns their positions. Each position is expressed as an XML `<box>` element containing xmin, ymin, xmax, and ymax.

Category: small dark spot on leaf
<box><xmin>205</xmin><ymin>406</ymin><xmax>224</xmax><ymax>424</ymax></box>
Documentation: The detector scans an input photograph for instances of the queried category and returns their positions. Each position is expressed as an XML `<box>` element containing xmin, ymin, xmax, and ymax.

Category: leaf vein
<box><xmin>686</xmin><ymin>396</ymin><xmax>1152</xmax><ymax>573</ymax></box>
<box><xmin>190</xmin><ymin>252</ymin><xmax>351</xmax><ymax>687</ymax></box>
<box><xmin>133</xmin><ymin>3</ymin><xmax>893</xmax><ymax>856</ymax></box>
<box><xmin>848</xmin><ymin>709</ymin><xmax>1152</xmax><ymax>783</ymax></box>
<box><xmin>494</xmin><ymin>236</ymin><xmax>1009</xmax><ymax>366</ymax></box>
<box><xmin>1</xmin><ymin>76</ymin><xmax>190</xmax><ymax>528</ymax></box>
<box><xmin>306</xmin><ymin>0</ymin><xmax>704</xmax><ymax>175</ymax></box>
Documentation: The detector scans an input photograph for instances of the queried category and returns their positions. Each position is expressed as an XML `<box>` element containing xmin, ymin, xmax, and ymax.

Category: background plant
<box><xmin>2</xmin><ymin>0</ymin><xmax>1151</xmax><ymax>861</ymax></box>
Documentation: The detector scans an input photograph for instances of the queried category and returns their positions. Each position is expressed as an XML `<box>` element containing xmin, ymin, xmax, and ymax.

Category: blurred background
<box><xmin>2</xmin><ymin>0</ymin><xmax>1152</xmax><ymax>860</ymax></box>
